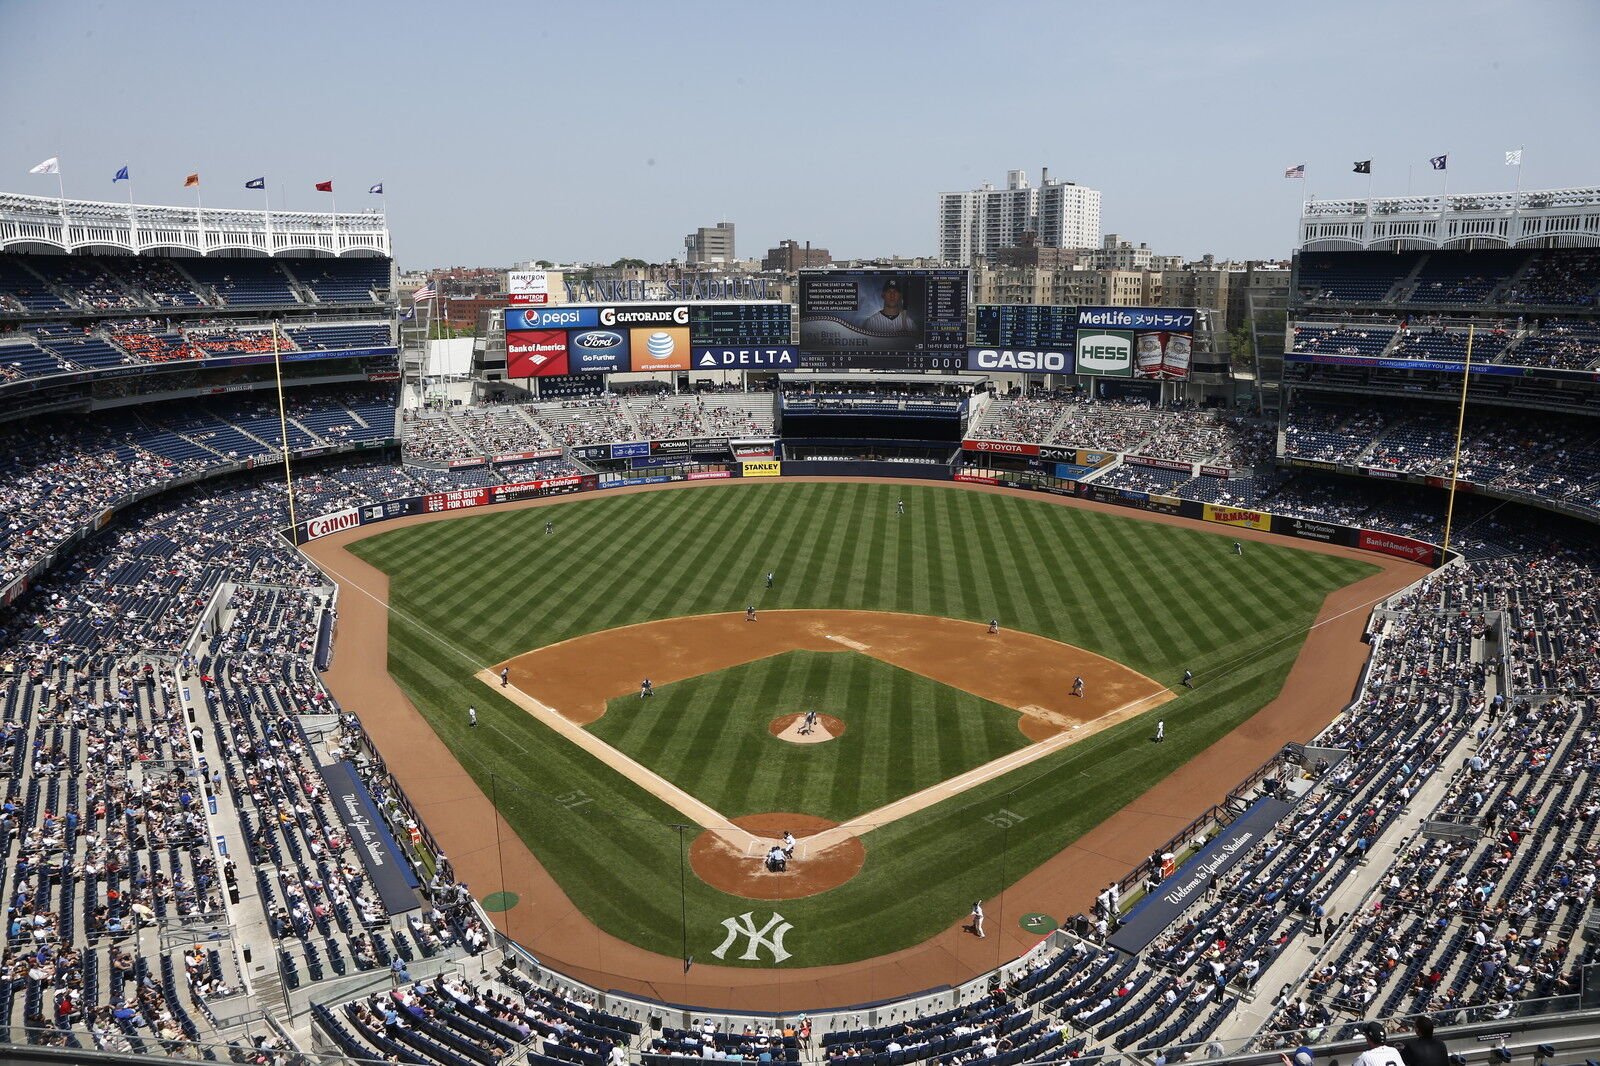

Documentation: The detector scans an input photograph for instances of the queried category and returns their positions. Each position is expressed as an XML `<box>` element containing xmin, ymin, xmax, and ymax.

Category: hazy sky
<box><xmin>3</xmin><ymin>0</ymin><xmax>1596</xmax><ymax>268</ymax></box>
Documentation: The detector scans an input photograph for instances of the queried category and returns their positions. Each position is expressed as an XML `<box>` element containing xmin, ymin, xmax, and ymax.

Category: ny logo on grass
<box><xmin>711</xmin><ymin>911</ymin><xmax>793</xmax><ymax>963</ymax></box>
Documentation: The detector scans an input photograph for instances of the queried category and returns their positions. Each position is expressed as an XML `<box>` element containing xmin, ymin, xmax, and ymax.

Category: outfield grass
<box><xmin>349</xmin><ymin>481</ymin><xmax>1378</xmax><ymax>967</ymax></box>
<box><xmin>589</xmin><ymin>649</ymin><xmax>1031</xmax><ymax>822</ymax></box>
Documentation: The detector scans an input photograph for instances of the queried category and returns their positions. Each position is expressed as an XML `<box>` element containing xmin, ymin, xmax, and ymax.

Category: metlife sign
<box><xmin>1077</xmin><ymin>306</ymin><xmax>1198</xmax><ymax>332</ymax></box>
<box><xmin>1075</xmin><ymin>331</ymin><xmax>1134</xmax><ymax>377</ymax></box>
<box><xmin>965</xmin><ymin>348</ymin><xmax>1073</xmax><ymax>374</ymax></box>
<box><xmin>692</xmin><ymin>346</ymin><xmax>798</xmax><ymax>369</ymax></box>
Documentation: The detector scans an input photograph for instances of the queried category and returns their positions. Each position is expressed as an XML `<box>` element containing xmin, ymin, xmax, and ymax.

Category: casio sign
<box><xmin>970</xmin><ymin>348</ymin><xmax>1069</xmax><ymax>372</ymax></box>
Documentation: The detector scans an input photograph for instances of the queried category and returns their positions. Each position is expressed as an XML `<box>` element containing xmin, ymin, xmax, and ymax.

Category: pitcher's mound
<box><xmin>769</xmin><ymin>713</ymin><xmax>845</xmax><ymax>744</ymax></box>
<box><xmin>690</xmin><ymin>813</ymin><xmax>865</xmax><ymax>899</ymax></box>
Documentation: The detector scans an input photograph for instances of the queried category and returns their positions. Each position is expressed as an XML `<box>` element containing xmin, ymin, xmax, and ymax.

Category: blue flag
<box><xmin>368</xmin><ymin>182</ymin><xmax>383</xmax><ymax>194</ymax></box>
<box><xmin>1429</xmin><ymin>154</ymin><xmax>1447</xmax><ymax>171</ymax></box>
<box><xmin>245</xmin><ymin>177</ymin><xmax>265</xmax><ymax>190</ymax></box>
<box><xmin>113</xmin><ymin>166</ymin><xmax>130</xmax><ymax>182</ymax></box>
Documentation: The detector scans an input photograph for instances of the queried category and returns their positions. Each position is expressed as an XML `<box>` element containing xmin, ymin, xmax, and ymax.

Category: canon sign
<box><xmin>966</xmin><ymin>348</ymin><xmax>1071</xmax><ymax>373</ymax></box>
<box><xmin>306</xmin><ymin>508</ymin><xmax>360</xmax><ymax>540</ymax></box>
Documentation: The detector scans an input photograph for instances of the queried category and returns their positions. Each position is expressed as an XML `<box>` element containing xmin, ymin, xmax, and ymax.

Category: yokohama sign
<box><xmin>305</xmin><ymin>508</ymin><xmax>361</xmax><ymax>540</ymax></box>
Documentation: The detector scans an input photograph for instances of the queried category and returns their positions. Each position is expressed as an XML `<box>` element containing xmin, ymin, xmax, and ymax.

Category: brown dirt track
<box><xmin>303</xmin><ymin>476</ymin><xmax>1428</xmax><ymax>1011</ymax></box>
<box><xmin>690</xmin><ymin>814</ymin><xmax>866</xmax><ymax>901</ymax></box>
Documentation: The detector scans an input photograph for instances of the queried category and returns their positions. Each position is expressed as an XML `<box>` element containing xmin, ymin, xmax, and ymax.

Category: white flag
<box><xmin>1505</xmin><ymin>150</ymin><xmax>1523</xmax><ymax>166</ymax></box>
<box><xmin>29</xmin><ymin>157</ymin><xmax>59</xmax><ymax>175</ymax></box>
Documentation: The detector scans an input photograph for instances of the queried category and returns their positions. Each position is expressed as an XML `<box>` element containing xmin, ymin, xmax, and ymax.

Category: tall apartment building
<box><xmin>684</xmin><ymin>222</ymin><xmax>735</xmax><ymax>266</ymax></box>
<box><xmin>938</xmin><ymin>169</ymin><xmax>1100</xmax><ymax>265</ymax></box>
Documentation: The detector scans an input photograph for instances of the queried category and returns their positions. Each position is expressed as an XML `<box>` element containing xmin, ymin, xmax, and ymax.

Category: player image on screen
<box><xmin>860</xmin><ymin>279</ymin><xmax>919</xmax><ymax>337</ymax></box>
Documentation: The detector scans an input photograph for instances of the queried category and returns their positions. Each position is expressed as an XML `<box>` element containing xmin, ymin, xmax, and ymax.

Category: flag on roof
<box><xmin>1429</xmin><ymin>154</ymin><xmax>1448</xmax><ymax>171</ymax></box>
<box><xmin>315</xmin><ymin>180</ymin><xmax>333</xmax><ymax>192</ymax></box>
<box><xmin>1284</xmin><ymin>164</ymin><xmax>1305</xmax><ymax>179</ymax></box>
<box><xmin>1505</xmin><ymin>150</ymin><xmax>1523</xmax><ymax>166</ymax></box>
<box><xmin>1353</xmin><ymin>160</ymin><xmax>1371</xmax><ymax>174</ymax></box>
<box><xmin>114</xmin><ymin>166</ymin><xmax>130</xmax><ymax>182</ymax></box>
<box><xmin>245</xmin><ymin>177</ymin><xmax>265</xmax><ymax>190</ymax></box>
<box><xmin>30</xmin><ymin>158</ymin><xmax>59</xmax><ymax>175</ymax></box>
<box><xmin>368</xmin><ymin>182</ymin><xmax>383</xmax><ymax>194</ymax></box>
<box><xmin>184</xmin><ymin>173</ymin><xmax>200</xmax><ymax>187</ymax></box>
<box><xmin>412</xmin><ymin>285</ymin><xmax>436</xmax><ymax>303</ymax></box>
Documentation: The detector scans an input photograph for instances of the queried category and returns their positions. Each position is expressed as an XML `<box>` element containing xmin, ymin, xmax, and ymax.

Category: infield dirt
<box><xmin>304</xmin><ymin>477</ymin><xmax>1427</xmax><ymax>1011</ymax></box>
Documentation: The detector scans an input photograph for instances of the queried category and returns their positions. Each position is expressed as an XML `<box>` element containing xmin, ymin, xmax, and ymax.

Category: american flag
<box><xmin>1284</xmin><ymin>164</ymin><xmax>1306</xmax><ymax>179</ymax></box>
<box><xmin>412</xmin><ymin>284</ymin><xmax>436</xmax><ymax>303</ymax></box>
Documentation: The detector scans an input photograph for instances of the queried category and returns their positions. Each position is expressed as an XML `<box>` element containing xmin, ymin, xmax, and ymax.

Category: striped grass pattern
<box><xmin>350</xmin><ymin>482</ymin><xmax>1375</xmax><ymax>966</ymax></box>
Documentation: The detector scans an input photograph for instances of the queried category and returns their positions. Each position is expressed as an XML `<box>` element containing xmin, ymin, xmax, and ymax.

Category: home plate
<box><xmin>826</xmin><ymin>634</ymin><xmax>870</xmax><ymax>651</ymax></box>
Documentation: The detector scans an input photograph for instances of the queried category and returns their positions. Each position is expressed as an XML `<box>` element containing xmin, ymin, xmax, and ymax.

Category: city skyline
<box><xmin>2</xmin><ymin>0</ymin><xmax>1596</xmax><ymax>268</ymax></box>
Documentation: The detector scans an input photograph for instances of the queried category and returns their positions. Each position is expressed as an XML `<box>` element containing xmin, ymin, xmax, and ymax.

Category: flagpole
<box><xmin>330</xmin><ymin>189</ymin><xmax>339</xmax><ymax>252</ymax></box>
<box><xmin>1441</xmin><ymin>323</ymin><xmax>1474</xmax><ymax>557</ymax></box>
<box><xmin>195</xmin><ymin>180</ymin><xmax>206</xmax><ymax>251</ymax></box>
<box><xmin>262</xmin><ymin>181</ymin><xmax>274</xmax><ymax>254</ymax></box>
<box><xmin>1513</xmin><ymin>147</ymin><xmax>1525</xmax><ymax>198</ymax></box>
<box><xmin>271</xmin><ymin>323</ymin><xmax>300</xmax><ymax>546</ymax></box>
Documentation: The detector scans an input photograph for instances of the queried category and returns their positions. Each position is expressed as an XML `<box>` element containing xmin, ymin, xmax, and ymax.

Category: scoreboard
<box><xmin>798</xmin><ymin>269</ymin><xmax>969</xmax><ymax>370</ymax></box>
<box><xmin>689</xmin><ymin>303</ymin><xmax>791</xmax><ymax>347</ymax></box>
<box><xmin>974</xmin><ymin>304</ymin><xmax>1076</xmax><ymax>350</ymax></box>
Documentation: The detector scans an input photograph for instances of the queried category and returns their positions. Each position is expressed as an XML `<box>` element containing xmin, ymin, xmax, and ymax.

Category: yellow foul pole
<box><xmin>271</xmin><ymin>323</ymin><xmax>300</xmax><ymax>546</ymax></box>
<box><xmin>1440</xmin><ymin>323</ymin><xmax>1475</xmax><ymax>556</ymax></box>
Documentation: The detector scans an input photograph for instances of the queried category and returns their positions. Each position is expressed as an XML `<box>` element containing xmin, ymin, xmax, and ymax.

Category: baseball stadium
<box><xmin>3</xmin><ymin>179</ymin><xmax>1600</xmax><ymax>1066</ymax></box>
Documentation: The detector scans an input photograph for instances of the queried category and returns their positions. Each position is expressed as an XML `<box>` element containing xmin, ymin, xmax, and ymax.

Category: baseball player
<box><xmin>468</xmin><ymin>706</ymin><xmax>477</xmax><ymax>727</ymax></box>
<box><xmin>1155</xmin><ymin>720</ymin><xmax>1165</xmax><ymax>743</ymax></box>
<box><xmin>499</xmin><ymin>667</ymin><xmax>509</xmax><ymax>687</ymax></box>
<box><xmin>801</xmin><ymin>709</ymin><xmax>818</xmax><ymax>734</ymax></box>
<box><xmin>896</xmin><ymin>500</ymin><xmax>904</xmax><ymax>514</ymax></box>
<box><xmin>1233</xmin><ymin>541</ymin><xmax>1243</xmax><ymax>556</ymax></box>
<box><xmin>766</xmin><ymin>572</ymin><xmax>774</xmax><ymax>589</ymax></box>
<box><xmin>781</xmin><ymin>831</ymin><xmax>796</xmax><ymax>858</ymax></box>
<box><xmin>746</xmin><ymin>605</ymin><xmax>757</xmax><ymax>622</ymax></box>
<box><xmin>1072</xmin><ymin>676</ymin><xmax>1084</xmax><ymax>698</ymax></box>
<box><xmin>971</xmin><ymin>900</ymin><xmax>986</xmax><ymax>938</ymax></box>
<box><xmin>546</xmin><ymin>520</ymin><xmax>554</xmax><ymax>535</ymax></box>
<box><xmin>640</xmin><ymin>678</ymin><xmax>653</xmax><ymax>698</ymax></box>
<box><xmin>988</xmin><ymin>618</ymin><xmax>999</xmax><ymax>634</ymax></box>
<box><xmin>1182</xmin><ymin>669</ymin><xmax>1194</xmax><ymax>689</ymax></box>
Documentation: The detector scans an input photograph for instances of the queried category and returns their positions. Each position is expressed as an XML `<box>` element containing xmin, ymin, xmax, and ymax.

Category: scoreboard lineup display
<box><xmin>974</xmin><ymin>305</ymin><xmax>1076</xmax><ymax>350</ymax></box>
<box><xmin>798</xmin><ymin>269</ymin><xmax>970</xmax><ymax>370</ymax></box>
<box><xmin>690</xmin><ymin>304</ymin><xmax>792</xmax><ymax>347</ymax></box>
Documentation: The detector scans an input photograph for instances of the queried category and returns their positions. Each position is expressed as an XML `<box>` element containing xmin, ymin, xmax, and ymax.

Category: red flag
<box><xmin>184</xmin><ymin>173</ymin><xmax>200</xmax><ymax>187</ymax></box>
<box><xmin>315</xmin><ymin>180</ymin><xmax>333</xmax><ymax>192</ymax></box>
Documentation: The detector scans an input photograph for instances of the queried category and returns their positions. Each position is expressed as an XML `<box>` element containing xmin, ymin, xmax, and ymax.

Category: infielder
<box><xmin>971</xmin><ymin>900</ymin><xmax>986</xmax><ymax>938</ymax></box>
<box><xmin>1072</xmin><ymin>676</ymin><xmax>1085</xmax><ymax>698</ymax></box>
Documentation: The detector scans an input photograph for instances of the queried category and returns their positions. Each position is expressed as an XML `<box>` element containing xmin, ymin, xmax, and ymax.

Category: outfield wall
<box><xmin>290</xmin><ymin>460</ymin><xmax>1451</xmax><ymax>568</ymax></box>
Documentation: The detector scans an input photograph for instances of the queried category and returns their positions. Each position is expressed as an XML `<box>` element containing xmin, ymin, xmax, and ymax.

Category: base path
<box><xmin>303</xmin><ymin>476</ymin><xmax>1429</xmax><ymax>1011</ymax></box>
<box><xmin>485</xmin><ymin>610</ymin><xmax>1171</xmax><ymax>872</ymax></box>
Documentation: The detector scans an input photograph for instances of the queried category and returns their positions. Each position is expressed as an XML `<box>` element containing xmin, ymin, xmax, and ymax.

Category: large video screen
<box><xmin>798</xmin><ymin>269</ymin><xmax>968</xmax><ymax>370</ymax></box>
<box><xmin>1074</xmin><ymin>307</ymin><xmax>1197</xmax><ymax>380</ymax></box>
<box><xmin>505</xmin><ymin>303</ymin><xmax>798</xmax><ymax>376</ymax></box>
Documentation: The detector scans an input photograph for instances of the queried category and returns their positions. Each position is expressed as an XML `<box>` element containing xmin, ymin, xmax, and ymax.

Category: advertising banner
<box><xmin>490</xmin><ymin>475</ymin><xmax>593</xmax><ymax>505</ymax></box>
<box><xmin>954</xmin><ymin>473</ymin><xmax>999</xmax><ymax>485</ymax></box>
<box><xmin>1075</xmin><ymin>330</ymin><xmax>1134</xmax><ymax>377</ymax></box>
<box><xmin>962</xmin><ymin>439</ymin><xmax>1040</xmax><ymax>457</ymax></box>
<box><xmin>629</xmin><ymin>326</ymin><xmax>691</xmax><ymax>371</ymax></box>
<box><xmin>742</xmin><ymin>460</ymin><xmax>782</xmax><ymax>478</ymax></box>
<box><xmin>1276</xmin><ymin>516</ymin><xmax>1355</xmax><ymax>546</ymax></box>
<box><xmin>506</xmin><ymin>306</ymin><xmax>599</xmax><ymax>331</ymax></box>
<box><xmin>447</xmin><ymin>457</ymin><xmax>488</xmax><ymax>469</ymax></box>
<box><xmin>1201</xmin><ymin>504</ymin><xmax>1272</xmax><ymax>531</ymax></box>
<box><xmin>304</xmin><ymin>507</ymin><xmax>360</xmax><ymax>541</ymax></box>
<box><xmin>1283</xmin><ymin>457</ymin><xmax>1340</xmax><ymax>472</ymax></box>
<box><xmin>1108</xmin><ymin>795</ymin><xmax>1291</xmax><ymax>954</ymax></box>
<box><xmin>1133</xmin><ymin>330</ymin><xmax>1193</xmax><ymax>380</ymax></box>
<box><xmin>692</xmin><ymin>346</ymin><xmax>798</xmax><ymax>369</ymax></box>
<box><xmin>687</xmin><ymin>470</ymin><xmax>733</xmax><ymax>480</ymax></box>
<box><xmin>1125</xmin><ymin>455</ymin><xmax>1193</xmax><ymax>473</ymax></box>
<box><xmin>650</xmin><ymin>439</ymin><xmax>693</xmax><ymax>456</ymax></box>
<box><xmin>491</xmin><ymin>449</ymin><xmax>563</xmax><ymax>464</ymax></box>
<box><xmin>359</xmin><ymin>499</ymin><xmax>422</xmax><ymax>523</ymax></box>
<box><xmin>506</xmin><ymin>329</ymin><xmax>570</xmax><ymax>377</ymax></box>
<box><xmin>600</xmin><ymin>304</ymin><xmax>690</xmax><ymax>328</ymax></box>
<box><xmin>1078</xmin><ymin>306</ymin><xmax>1198</xmax><ymax>332</ymax></box>
<box><xmin>610</xmin><ymin>441</ymin><xmax>651</xmax><ymax>459</ymax></box>
<box><xmin>506</xmin><ymin>270</ymin><xmax>549</xmax><ymax>306</ymax></box>
<box><xmin>567</xmin><ymin>329</ymin><xmax>630</xmax><ymax>374</ymax></box>
<box><xmin>1199</xmin><ymin>465</ymin><xmax>1231</xmax><ymax>479</ymax></box>
<box><xmin>965</xmin><ymin>347</ymin><xmax>1073</xmax><ymax>374</ymax></box>
<box><xmin>424</xmin><ymin>488</ymin><xmax>489</xmax><ymax>513</ymax></box>
<box><xmin>1146</xmin><ymin>494</ymin><xmax>1185</xmax><ymax>515</ymax></box>
<box><xmin>318</xmin><ymin>762</ymin><xmax>421</xmax><ymax>914</ymax></box>
<box><xmin>731</xmin><ymin>440</ymin><xmax>776</xmax><ymax>460</ymax></box>
<box><xmin>1357</xmin><ymin>529</ymin><xmax>1439</xmax><ymax>564</ymax></box>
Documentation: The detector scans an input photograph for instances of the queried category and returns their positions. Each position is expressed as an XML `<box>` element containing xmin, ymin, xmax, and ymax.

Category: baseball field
<box><xmin>320</xmin><ymin>479</ymin><xmax>1397</xmax><ymax>987</ymax></box>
